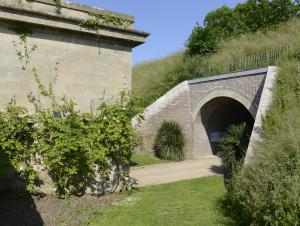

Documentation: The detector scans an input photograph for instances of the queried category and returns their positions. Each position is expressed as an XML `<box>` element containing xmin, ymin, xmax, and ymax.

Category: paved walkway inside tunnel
<box><xmin>130</xmin><ymin>155</ymin><xmax>223</xmax><ymax>187</ymax></box>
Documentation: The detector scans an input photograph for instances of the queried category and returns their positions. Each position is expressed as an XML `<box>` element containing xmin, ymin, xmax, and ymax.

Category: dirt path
<box><xmin>0</xmin><ymin>192</ymin><xmax>121</xmax><ymax>226</ymax></box>
<box><xmin>130</xmin><ymin>155</ymin><xmax>223</xmax><ymax>187</ymax></box>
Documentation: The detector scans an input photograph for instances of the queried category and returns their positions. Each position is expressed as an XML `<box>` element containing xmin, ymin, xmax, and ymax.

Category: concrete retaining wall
<box><xmin>0</xmin><ymin>0</ymin><xmax>149</xmax><ymax>112</ymax></box>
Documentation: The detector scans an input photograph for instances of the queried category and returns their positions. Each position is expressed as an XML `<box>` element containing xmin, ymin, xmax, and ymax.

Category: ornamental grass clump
<box><xmin>218</xmin><ymin>122</ymin><xmax>251</xmax><ymax>186</ymax></box>
<box><xmin>154</xmin><ymin>121</ymin><xmax>185</xmax><ymax>161</ymax></box>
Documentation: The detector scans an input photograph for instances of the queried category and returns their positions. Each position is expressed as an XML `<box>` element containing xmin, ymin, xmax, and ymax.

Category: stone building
<box><xmin>0</xmin><ymin>0</ymin><xmax>148</xmax><ymax>111</ymax></box>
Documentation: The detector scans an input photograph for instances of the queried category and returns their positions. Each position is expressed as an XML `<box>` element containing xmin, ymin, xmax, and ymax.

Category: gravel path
<box><xmin>130</xmin><ymin>155</ymin><xmax>224</xmax><ymax>187</ymax></box>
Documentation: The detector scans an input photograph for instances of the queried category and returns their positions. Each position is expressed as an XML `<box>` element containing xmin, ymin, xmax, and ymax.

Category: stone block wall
<box><xmin>0</xmin><ymin>21</ymin><xmax>132</xmax><ymax>111</ymax></box>
<box><xmin>0</xmin><ymin>0</ymin><xmax>149</xmax><ymax>112</ymax></box>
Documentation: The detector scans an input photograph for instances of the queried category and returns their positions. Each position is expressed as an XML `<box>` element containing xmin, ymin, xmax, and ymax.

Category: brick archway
<box><xmin>191</xmin><ymin>90</ymin><xmax>257</xmax><ymax>120</ymax></box>
<box><xmin>192</xmin><ymin>94</ymin><xmax>255</xmax><ymax>157</ymax></box>
<box><xmin>134</xmin><ymin>67</ymin><xmax>277</xmax><ymax>161</ymax></box>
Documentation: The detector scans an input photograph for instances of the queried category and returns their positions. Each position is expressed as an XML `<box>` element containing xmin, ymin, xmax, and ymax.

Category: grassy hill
<box><xmin>132</xmin><ymin>51</ymin><xmax>184</xmax><ymax>95</ymax></box>
<box><xmin>132</xmin><ymin>19</ymin><xmax>300</xmax><ymax>107</ymax></box>
<box><xmin>132</xmin><ymin>18</ymin><xmax>300</xmax><ymax>225</ymax></box>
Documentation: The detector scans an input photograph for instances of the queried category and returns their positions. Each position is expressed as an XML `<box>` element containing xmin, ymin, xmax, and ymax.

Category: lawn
<box><xmin>78</xmin><ymin>176</ymin><xmax>235</xmax><ymax>226</ymax></box>
<box><xmin>130</xmin><ymin>154</ymin><xmax>170</xmax><ymax>167</ymax></box>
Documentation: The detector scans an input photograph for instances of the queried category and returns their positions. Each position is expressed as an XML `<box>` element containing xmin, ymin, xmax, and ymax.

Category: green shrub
<box><xmin>0</xmin><ymin>101</ymin><xmax>37</xmax><ymax>191</ymax></box>
<box><xmin>224</xmin><ymin>47</ymin><xmax>300</xmax><ymax>225</ymax></box>
<box><xmin>0</xmin><ymin>69</ymin><xmax>141</xmax><ymax>197</ymax></box>
<box><xmin>154</xmin><ymin>121</ymin><xmax>185</xmax><ymax>161</ymax></box>
<box><xmin>218</xmin><ymin>122</ymin><xmax>251</xmax><ymax>184</ymax></box>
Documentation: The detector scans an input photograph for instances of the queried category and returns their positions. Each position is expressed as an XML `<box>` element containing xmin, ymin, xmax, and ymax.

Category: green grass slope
<box><xmin>132</xmin><ymin>19</ymin><xmax>300</xmax><ymax>107</ymax></box>
<box><xmin>132</xmin><ymin>51</ymin><xmax>183</xmax><ymax>95</ymax></box>
<box><xmin>226</xmin><ymin>46</ymin><xmax>300</xmax><ymax>225</ymax></box>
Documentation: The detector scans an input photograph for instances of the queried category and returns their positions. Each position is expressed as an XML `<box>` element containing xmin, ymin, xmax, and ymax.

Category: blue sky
<box><xmin>72</xmin><ymin>0</ymin><xmax>245</xmax><ymax>65</ymax></box>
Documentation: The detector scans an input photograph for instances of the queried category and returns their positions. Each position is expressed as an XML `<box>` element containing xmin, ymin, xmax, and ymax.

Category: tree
<box><xmin>235</xmin><ymin>0</ymin><xmax>299</xmax><ymax>31</ymax></box>
<box><xmin>186</xmin><ymin>0</ymin><xmax>300</xmax><ymax>56</ymax></box>
<box><xmin>204</xmin><ymin>6</ymin><xmax>241</xmax><ymax>40</ymax></box>
<box><xmin>234</xmin><ymin>0</ymin><xmax>272</xmax><ymax>32</ymax></box>
<box><xmin>186</xmin><ymin>24</ymin><xmax>217</xmax><ymax>56</ymax></box>
<box><xmin>186</xmin><ymin>6</ymin><xmax>239</xmax><ymax>56</ymax></box>
<box><xmin>270</xmin><ymin>0</ymin><xmax>299</xmax><ymax>23</ymax></box>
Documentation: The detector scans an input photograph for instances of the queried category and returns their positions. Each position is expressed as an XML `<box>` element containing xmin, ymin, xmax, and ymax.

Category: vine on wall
<box><xmin>52</xmin><ymin>0</ymin><xmax>62</xmax><ymax>14</ymax></box>
<box><xmin>10</xmin><ymin>24</ymin><xmax>37</xmax><ymax>70</ymax></box>
<box><xmin>80</xmin><ymin>11</ymin><xmax>134</xmax><ymax>30</ymax></box>
<box><xmin>24</xmin><ymin>0</ymin><xmax>133</xmax><ymax>27</ymax></box>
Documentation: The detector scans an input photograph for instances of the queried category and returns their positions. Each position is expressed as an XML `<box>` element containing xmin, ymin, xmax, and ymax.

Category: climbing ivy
<box><xmin>79</xmin><ymin>11</ymin><xmax>134</xmax><ymax>54</ymax></box>
<box><xmin>52</xmin><ymin>0</ymin><xmax>62</xmax><ymax>14</ymax></box>
<box><xmin>10</xmin><ymin>24</ymin><xmax>37</xmax><ymax>70</ymax></box>
<box><xmin>80</xmin><ymin>11</ymin><xmax>134</xmax><ymax>30</ymax></box>
<box><xmin>25</xmin><ymin>0</ymin><xmax>131</xmax><ymax>23</ymax></box>
<box><xmin>23</xmin><ymin>0</ymin><xmax>133</xmax><ymax>49</ymax></box>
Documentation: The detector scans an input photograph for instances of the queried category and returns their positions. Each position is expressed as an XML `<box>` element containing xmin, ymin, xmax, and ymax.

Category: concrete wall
<box><xmin>0</xmin><ymin>0</ymin><xmax>149</xmax><ymax>194</ymax></box>
<box><xmin>0</xmin><ymin>21</ymin><xmax>132</xmax><ymax>111</ymax></box>
<box><xmin>0</xmin><ymin>0</ymin><xmax>149</xmax><ymax>112</ymax></box>
<box><xmin>245</xmin><ymin>66</ymin><xmax>278</xmax><ymax>163</ymax></box>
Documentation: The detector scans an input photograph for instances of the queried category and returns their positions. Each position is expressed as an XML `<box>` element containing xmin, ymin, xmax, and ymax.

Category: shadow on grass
<box><xmin>130</xmin><ymin>160</ymin><xmax>138</xmax><ymax>167</ymax></box>
<box><xmin>0</xmin><ymin>153</ymin><xmax>44</xmax><ymax>226</ymax></box>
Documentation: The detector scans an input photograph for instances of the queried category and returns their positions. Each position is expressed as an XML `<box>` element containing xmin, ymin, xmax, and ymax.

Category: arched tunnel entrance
<box><xmin>196</xmin><ymin>97</ymin><xmax>255</xmax><ymax>156</ymax></box>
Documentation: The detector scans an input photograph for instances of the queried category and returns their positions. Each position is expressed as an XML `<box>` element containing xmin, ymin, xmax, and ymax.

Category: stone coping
<box><xmin>37</xmin><ymin>0</ymin><xmax>134</xmax><ymax>21</ymax></box>
<box><xmin>0</xmin><ymin>0</ymin><xmax>149</xmax><ymax>46</ymax></box>
<box><xmin>188</xmin><ymin>67</ymin><xmax>269</xmax><ymax>85</ymax></box>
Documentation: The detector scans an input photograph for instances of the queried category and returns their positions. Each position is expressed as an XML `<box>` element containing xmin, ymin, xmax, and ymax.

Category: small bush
<box><xmin>154</xmin><ymin>121</ymin><xmax>185</xmax><ymax>161</ymax></box>
<box><xmin>0</xmin><ymin>101</ymin><xmax>37</xmax><ymax>191</ymax></box>
<box><xmin>218</xmin><ymin>122</ymin><xmax>251</xmax><ymax>185</ymax></box>
<box><xmin>226</xmin><ymin>114</ymin><xmax>300</xmax><ymax>226</ymax></box>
